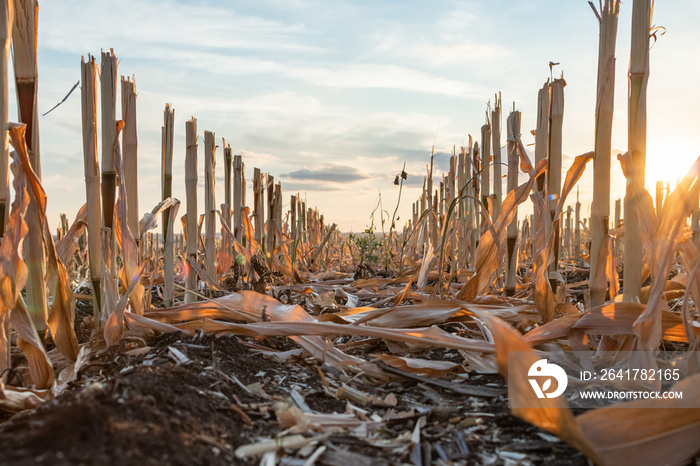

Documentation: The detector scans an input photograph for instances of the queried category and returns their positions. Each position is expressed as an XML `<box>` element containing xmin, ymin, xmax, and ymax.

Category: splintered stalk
<box><xmin>311</xmin><ymin>223</ymin><xmax>336</xmax><ymax>265</ymax></box>
<box><xmin>427</xmin><ymin>148</ymin><xmax>438</xmax><ymax>248</ymax></box>
<box><xmin>162</xmin><ymin>104</ymin><xmax>174</xmax><ymax>305</ymax></box>
<box><xmin>274</xmin><ymin>182</ymin><xmax>282</xmax><ymax>251</ymax></box>
<box><xmin>121</xmin><ymin>76</ymin><xmax>139</xmax><ymax>243</ymax></box>
<box><xmin>457</xmin><ymin>146</ymin><xmax>467</xmax><ymax>268</ymax></box>
<box><xmin>505</xmin><ymin>107</ymin><xmax>520</xmax><ymax>296</ymax></box>
<box><xmin>575</xmin><ymin>189</ymin><xmax>581</xmax><ymax>265</ymax></box>
<box><xmin>0</xmin><ymin>0</ymin><xmax>12</xmax><ymax>380</ymax></box>
<box><xmin>184</xmin><ymin>117</ymin><xmax>198</xmax><ymax>303</ymax></box>
<box><xmin>101</xmin><ymin>49</ymin><xmax>118</xmax><ymax>280</ymax></box>
<box><xmin>465</xmin><ymin>136</ymin><xmax>475</xmax><ymax>267</ymax></box>
<box><xmin>623</xmin><ymin>0</ymin><xmax>651</xmax><ymax>302</ymax></box>
<box><xmin>301</xmin><ymin>199</ymin><xmax>306</xmax><ymax>243</ymax></box>
<box><xmin>548</xmin><ymin>78</ymin><xmax>565</xmax><ymax>288</ymax></box>
<box><xmin>81</xmin><ymin>55</ymin><xmax>102</xmax><ymax>317</ymax></box>
<box><xmin>589</xmin><ymin>0</ymin><xmax>621</xmax><ymax>307</ymax></box>
<box><xmin>266</xmin><ymin>174</ymin><xmax>275</xmax><ymax>256</ymax></box>
<box><xmin>470</xmin><ymin>141</ymin><xmax>480</xmax><ymax>265</ymax></box>
<box><xmin>565</xmin><ymin>206</ymin><xmax>573</xmax><ymax>259</ymax></box>
<box><xmin>14</xmin><ymin>0</ymin><xmax>46</xmax><ymax>329</ymax></box>
<box><xmin>221</xmin><ymin>142</ymin><xmax>232</xmax><ymax>270</ymax></box>
<box><xmin>290</xmin><ymin>194</ymin><xmax>298</xmax><ymax>258</ymax></box>
<box><xmin>233</xmin><ymin>154</ymin><xmax>243</xmax><ymax>241</ymax></box>
<box><xmin>12</xmin><ymin>0</ymin><xmax>38</xmax><ymax>168</ymax></box>
<box><xmin>291</xmin><ymin>194</ymin><xmax>297</xmax><ymax>237</ymax></box>
<box><xmin>480</xmin><ymin>118</ymin><xmax>491</xmax><ymax>211</ymax></box>
<box><xmin>693</xmin><ymin>194</ymin><xmax>700</xmax><ymax>248</ymax></box>
<box><xmin>0</xmin><ymin>0</ymin><xmax>11</xmax><ymax>238</ymax></box>
<box><xmin>615</xmin><ymin>198</ymin><xmax>622</xmax><ymax>257</ymax></box>
<box><xmin>438</xmin><ymin>180</ymin><xmax>444</xmax><ymax>226</ymax></box>
<box><xmin>224</xmin><ymin>146</ymin><xmax>232</xmax><ymax>209</ymax></box>
<box><xmin>253</xmin><ymin>168</ymin><xmax>263</xmax><ymax>245</ymax></box>
<box><xmin>204</xmin><ymin>130</ymin><xmax>217</xmax><ymax>279</ymax></box>
<box><xmin>491</xmin><ymin>93</ymin><xmax>502</xmax><ymax>218</ymax></box>
<box><xmin>448</xmin><ymin>152</ymin><xmax>455</xmax><ymax>207</ymax></box>
<box><xmin>535</xmin><ymin>82</ymin><xmax>550</xmax><ymax>194</ymax></box>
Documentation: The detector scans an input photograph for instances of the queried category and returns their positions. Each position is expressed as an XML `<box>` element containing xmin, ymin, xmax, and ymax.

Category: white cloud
<box><xmin>40</xmin><ymin>0</ymin><xmax>324</xmax><ymax>55</ymax></box>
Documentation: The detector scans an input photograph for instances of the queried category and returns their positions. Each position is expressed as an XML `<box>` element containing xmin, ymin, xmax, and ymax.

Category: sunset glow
<box><xmin>645</xmin><ymin>137</ymin><xmax>699</xmax><ymax>188</ymax></box>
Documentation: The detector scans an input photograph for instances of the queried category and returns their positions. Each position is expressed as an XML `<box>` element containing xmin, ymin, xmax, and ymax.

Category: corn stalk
<box><xmin>624</xmin><ymin>0</ymin><xmax>652</xmax><ymax>302</ymax></box>
<box><xmin>162</xmin><ymin>104</ymin><xmax>174</xmax><ymax>305</ymax></box>
<box><xmin>14</xmin><ymin>0</ymin><xmax>46</xmax><ymax>330</ymax></box>
<box><xmin>491</xmin><ymin>93</ymin><xmax>502</xmax><ymax>219</ymax></box>
<box><xmin>0</xmin><ymin>0</ymin><xmax>12</xmax><ymax>381</ymax></box>
<box><xmin>0</xmin><ymin>0</ymin><xmax>12</xmax><ymax>239</ymax></box>
<box><xmin>480</xmin><ymin>119</ymin><xmax>491</xmax><ymax>213</ymax></box>
<box><xmin>121</xmin><ymin>77</ymin><xmax>139</xmax><ymax>245</ymax></box>
<box><xmin>548</xmin><ymin>78</ymin><xmax>566</xmax><ymax>289</ymax></box>
<box><xmin>589</xmin><ymin>0</ymin><xmax>621</xmax><ymax>307</ymax></box>
<box><xmin>101</xmin><ymin>50</ymin><xmax>117</xmax><ymax>281</ymax></box>
<box><xmin>204</xmin><ymin>130</ymin><xmax>216</xmax><ymax>278</ymax></box>
<box><xmin>233</xmin><ymin>154</ymin><xmax>243</xmax><ymax>242</ymax></box>
<box><xmin>80</xmin><ymin>56</ymin><xmax>102</xmax><ymax>317</ymax></box>
<box><xmin>184</xmin><ymin>117</ymin><xmax>198</xmax><ymax>303</ymax></box>
<box><xmin>535</xmin><ymin>82</ymin><xmax>550</xmax><ymax>194</ymax></box>
<box><xmin>505</xmin><ymin>107</ymin><xmax>520</xmax><ymax>296</ymax></box>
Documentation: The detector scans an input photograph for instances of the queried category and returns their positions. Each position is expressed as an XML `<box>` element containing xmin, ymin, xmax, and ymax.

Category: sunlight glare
<box><xmin>645</xmin><ymin>137</ymin><xmax>699</xmax><ymax>189</ymax></box>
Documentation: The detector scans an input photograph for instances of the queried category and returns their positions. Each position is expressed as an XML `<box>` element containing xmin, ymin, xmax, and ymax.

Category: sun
<box><xmin>645</xmin><ymin>137</ymin><xmax>700</xmax><ymax>189</ymax></box>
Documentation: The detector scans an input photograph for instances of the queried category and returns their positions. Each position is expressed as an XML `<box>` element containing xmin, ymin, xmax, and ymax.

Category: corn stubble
<box><xmin>0</xmin><ymin>2</ymin><xmax>699</xmax><ymax>465</ymax></box>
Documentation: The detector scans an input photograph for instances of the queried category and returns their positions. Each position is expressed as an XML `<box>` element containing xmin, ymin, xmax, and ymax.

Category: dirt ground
<box><xmin>0</xmin><ymin>330</ymin><xmax>588</xmax><ymax>466</ymax></box>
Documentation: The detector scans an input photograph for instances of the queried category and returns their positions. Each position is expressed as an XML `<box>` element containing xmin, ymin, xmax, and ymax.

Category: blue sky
<box><xmin>21</xmin><ymin>0</ymin><xmax>700</xmax><ymax>232</ymax></box>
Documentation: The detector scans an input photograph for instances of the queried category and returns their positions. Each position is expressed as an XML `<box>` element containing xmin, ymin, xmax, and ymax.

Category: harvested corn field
<box><xmin>1</xmin><ymin>1</ymin><xmax>700</xmax><ymax>466</ymax></box>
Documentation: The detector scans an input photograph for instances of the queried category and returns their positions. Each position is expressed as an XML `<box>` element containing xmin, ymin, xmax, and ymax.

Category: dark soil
<box><xmin>0</xmin><ymin>331</ymin><xmax>589</xmax><ymax>465</ymax></box>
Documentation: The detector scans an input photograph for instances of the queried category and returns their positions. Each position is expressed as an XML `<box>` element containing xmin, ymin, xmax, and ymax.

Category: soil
<box><xmin>0</xmin><ymin>330</ymin><xmax>589</xmax><ymax>466</ymax></box>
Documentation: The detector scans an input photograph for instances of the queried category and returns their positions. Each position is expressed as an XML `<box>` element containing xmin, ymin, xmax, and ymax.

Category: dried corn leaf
<box><xmin>576</xmin><ymin>374</ymin><xmax>700</xmax><ymax>466</ymax></box>
<box><xmin>634</xmin><ymin>155</ymin><xmax>700</xmax><ymax>350</ymax></box>
<box><xmin>0</xmin><ymin>153</ymin><xmax>52</xmax><ymax>389</ymax></box>
<box><xmin>104</xmin><ymin>261</ymin><xmax>146</xmax><ymax>346</ymax></box>
<box><xmin>534</xmin><ymin>152</ymin><xmax>594</xmax><ymax>322</ymax></box>
<box><xmin>126</xmin><ymin>311</ymin><xmax>191</xmax><ymax>337</ymax></box>
<box><xmin>55</xmin><ymin>203</ymin><xmax>87</xmax><ymax>267</ymax></box>
<box><xmin>605</xmin><ymin>235</ymin><xmax>619</xmax><ymax>299</ymax></box>
<box><xmin>320</xmin><ymin>301</ymin><xmax>463</xmax><ymax>328</ymax></box>
<box><xmin>12</xmin><ymin>297</ymin><xmax>53</xmax><ymax>389</ymax></box>
<box><xmin>523</xmin><ymin>314</ymin><xmax>583</xmax><ymax>346</ymax></box>
<box><xmin>8</xmin><ymin>123</ymin><xmax>79</xmax><ymax>362</ymax></box>
<box><xmin>0</xmin><ymin>381</ymin><xmax>49</xmax><ymax>413</ymax></box>
<box><xmin>0</xmin><ymin>155</ymin><xmax>30</xmax><ymax>375</ymax></box>
<box><xmin>172</xmin><ymin>319</ymin><xmax>493</xmax><ymax>353</ymax></box>
<box><xmin>457</xmin><ymin>159</ymin><xmax>546</xmax><ymax>301</ymax></box>
<box><xmin>138</xmin><ymin>197</ymin><xmax>181</xmax><ymax>239</ymax></box>
<box><xmin>639</xmin><ymin>280</ymin><xmax>684</xmax><ymax>304</ymax></box>
<box><xmin>113</xmin><ymin>120</ymin><xmax>145</xmax><ymax>316</ymax></box>
<box><xmin>572</xmin><ymin>302</ymin><xmax>699</xmax><ymax>343</ymax></box>
<box><xmin>374</xmin><ymin>354</ymin><xmax>459</xmax><ymax>378</ymax></box>
<box><xmin>241</xmin><ymin>206</ymin><xmax>260</xmax><ymax>259</ymax></box>
<box><xmin>477</xmin><ymin>312</ymin><xmax>602</xmax><ymax>464</ymax></box>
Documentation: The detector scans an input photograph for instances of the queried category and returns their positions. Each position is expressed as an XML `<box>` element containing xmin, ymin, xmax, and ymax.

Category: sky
<box><xmin>15</xmin><ymin>0</ymin><xmax>700</xmax><ymax>233</ymax></box>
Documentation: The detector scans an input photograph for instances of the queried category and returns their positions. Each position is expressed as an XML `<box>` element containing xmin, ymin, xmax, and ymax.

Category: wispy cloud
<box><xmin>283</xmin><ymin>164</ymin><xmax>372</xmax><ymax>184</ymax></box>
<box><xmin>41</xmin><ymin>0</ymin><xmax>324</xmax><ymax>55</ymax></box>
